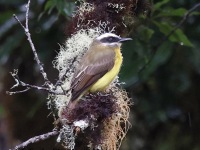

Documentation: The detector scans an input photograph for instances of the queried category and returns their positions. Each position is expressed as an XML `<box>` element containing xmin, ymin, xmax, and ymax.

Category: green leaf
<box><xmin>139</xmin><ymin>26</ymin><xmax>155</xmax><ymax>41</ymax></box>
<box><xmin>154</xmin><ymin>0</ymin><xmax>170</xmax><ymax>10</ymax></box>
<box><xmin>44</xmin><ymin>0</ymin><xmax>56</xmax><ymax>11</ymax></box>
<box><xmin>63</xmin><ymin>2</ymin><xmax>75</xmax><ymax>16</ymax></box>
<box><xmin>153</xmin><ymin>21</ymin><xmax>172</xmax><ymax>35</ymax></box>
<box><xmin>154</xmin><ymin>21</ymin><xmax>193</xmax><ymax>47</ymax></box>
<box><xmin>55</xmin><ymin>0</ymin><xmax>65</xmax><ymax>14</ymax></box>
<box><xmin>141</xmin><ymin>42</ymin><xmax>173</xmax><ymax>80</ymax></box>
<box><xmin>170</xmin><ymin>29</ymin><xmax>193</xmax><ymax>47</ymax></box>
<box><xmin>157</xmin><ymin>8</ymin><xmax>187</xmax><ymax>17</ymax></box>
<box><xmin>44</xmin><ymin>0</ymin><xmax>75</xmax><ymax>16</ymax></box>
<box><xmin>55</xmin><ymin>0</ymin><xmax>75</xmax><ymax>16</ymax></box>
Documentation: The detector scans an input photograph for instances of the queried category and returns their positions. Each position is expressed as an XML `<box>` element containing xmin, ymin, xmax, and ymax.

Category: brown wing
<box><xmin>70</xmin><ymin>49</ymin><xmax>115</xmax><ymax>101</ymax></box>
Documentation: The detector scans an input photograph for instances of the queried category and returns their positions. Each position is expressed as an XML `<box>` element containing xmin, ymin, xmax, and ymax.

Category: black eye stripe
<box><xmin>100</xmin><ymin>36</ymin><xmax>120</xmax><ymax>43</ymax></box>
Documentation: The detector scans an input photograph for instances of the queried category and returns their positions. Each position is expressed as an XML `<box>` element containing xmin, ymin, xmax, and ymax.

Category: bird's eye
<box><xmin>108</xmin><ymin>37</ymin><xmax>114</xmax><ymax>42</ymax></box>
<box><xmin>100</xmin><ymin>36</ymin><xmax>119</xmax><ymax>43</ymax></box>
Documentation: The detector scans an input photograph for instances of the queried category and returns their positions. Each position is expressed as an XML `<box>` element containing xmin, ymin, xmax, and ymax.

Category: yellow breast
<box><xmin>89</xmin><ymin>48</ymin><xmax>122</xmax><ymax>92</ymax></box>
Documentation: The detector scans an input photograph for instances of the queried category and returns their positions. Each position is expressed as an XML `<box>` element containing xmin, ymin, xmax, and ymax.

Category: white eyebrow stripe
<box><xmin>96</xmin><ymin>33</ymin><xmax>120</xmax><ymax>40</ymax></box>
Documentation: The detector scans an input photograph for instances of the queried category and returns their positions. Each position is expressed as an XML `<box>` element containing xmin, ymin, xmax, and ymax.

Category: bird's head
<box><xmin>93</xmin><ymin>33</ymin><xmax>132</xmax><ymax>48</ymax></box>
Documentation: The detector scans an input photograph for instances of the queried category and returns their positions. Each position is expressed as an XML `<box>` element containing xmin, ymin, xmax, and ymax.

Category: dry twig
<box><xmin>13</xmin><ymin>0</ymin><xmax>50</xmax><ymax>85</ymax></box>
<box><xmin>9</xmin><ymin>0</ymin><xmax>67</xmax><ymax>95</ymax></box>
<box><xmin>11</xmin><ymin>130</ymin><xmax>59</xmax><ymax>150</ymax></box>
<box><xmin>9</xmin><ymin>1</ymin><xmax>64</xmax><ymax>148</ymax></box>
<box><xmin>6</xmin><ymin>69</ymin><xmax>64</xmax><ymax>95</ymax></box>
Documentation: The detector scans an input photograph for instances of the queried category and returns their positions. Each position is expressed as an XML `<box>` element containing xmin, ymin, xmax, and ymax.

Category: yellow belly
<box><xmin>89</xmin><ymin>48</ymin><xmax>122</xmax><ymax>92</ymax></box>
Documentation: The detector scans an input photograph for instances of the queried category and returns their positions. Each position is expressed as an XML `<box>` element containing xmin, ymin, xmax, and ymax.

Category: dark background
<box><xmin>0</xmin><ymin>0</ymin><xmax>200</xmax><ymax>149</ymax></box>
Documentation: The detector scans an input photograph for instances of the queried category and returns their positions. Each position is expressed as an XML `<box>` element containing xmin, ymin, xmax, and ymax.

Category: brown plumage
<box><xmin>70</xmin><ymin>39</ymin><xmax>115</xmax><ymax>101</ymax></box>
<box><xmin>67</xmin><ymin>33</ymin><xmax>132</xmax><ymax>110</ymax></box>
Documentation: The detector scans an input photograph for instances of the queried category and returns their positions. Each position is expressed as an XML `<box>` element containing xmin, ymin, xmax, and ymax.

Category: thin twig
<box><xmin>12</xmin><ymin>14</ymin><xmax>26</xmax><ymax>30</ymax></box>
<box><xmin>11</xmin><ymin>130</ymin><xmax>59</xmax><ymax>150</ymax></box>
<box><xmin>10</xmin><ymin>0</ymin><xmax>69</xmax><ymax>95</ymax></box>
<box><xmin>7</xmin><ymin>88</ymin><xmax>30</xmax><ymax>95</ymax></box>
<box><xmin>13</xmin><ymin>0</ymin><xmax>50</xmax><ymax>86</ymax></box>
<box><xmin>7</xmin><ymin>69</ymin><xmax>65</xmax><ymax>95</ymax></box>
<box><xmin>11</xmin><ymin>0</ymin><xmax>70</xmax><ymax>95</ymax></box>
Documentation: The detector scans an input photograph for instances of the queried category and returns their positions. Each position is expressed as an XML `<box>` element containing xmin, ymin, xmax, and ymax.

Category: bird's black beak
<box><xmin>119</xmin><ymin>37</ymin><xmax>132</xmax><ymax>43</ymax></box>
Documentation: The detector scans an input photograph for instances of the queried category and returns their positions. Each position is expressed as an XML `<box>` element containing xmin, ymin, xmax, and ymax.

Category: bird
<box><xmin>68</xmin><ymin>33</ymin><xmax>132</xmax><ymax>109</ymax></box>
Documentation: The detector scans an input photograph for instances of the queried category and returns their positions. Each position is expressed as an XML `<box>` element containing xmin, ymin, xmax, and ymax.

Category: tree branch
<box><xmin>11</xmin><ymin>130</ymin><xmax>59</xmax><ymax>150</ymax></box>
<box><xmin>10</xmin><ymin>0</ymin><xmax>68</xmax><ymax>95</ymax></box>
<box><xmin>7</xmin><ymin>69</ymin><xmax>65</xmax><ymax>95</ymax></box>
<box><xmin>13</xmin><ymin>0</ymin><xmax>50</xmax><ymax>86</ymax></box>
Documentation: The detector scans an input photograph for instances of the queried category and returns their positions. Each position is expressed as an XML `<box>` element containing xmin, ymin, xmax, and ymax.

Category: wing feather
<box><xmin>70</xmin><ymin>49</ymin><xmax>115</xmax><ymax>101</ymax></box>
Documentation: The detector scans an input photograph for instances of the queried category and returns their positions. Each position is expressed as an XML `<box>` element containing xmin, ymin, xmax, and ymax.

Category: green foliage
<box><xmin>153</xmin><ymin>21</ymin><xmax>193</xmax><ymax>47</ymax></box>
<box><xmin>140</xmin><ymin>41</ymin><xmax>174</xmax><ymax>80</ymax></box>
<box><xmin>44</xmin><ymin>0</ymin><xmax>75</xmax><ymax>16</ymax></box>
<box><xmin>139</xmin><ymin>26</ymin><xmax>155</xmax><ymax>41</ymax></box>
<box><xmin>154</xmin><ymin>0</ymin><xmax>170</xmax><ymax>10</ymax></box>
<box><xmin>156</xmin><ymin>7</ymin><xmax>187</xmax><ymax>17</ymax></box>
<box><xmin>121</xmin><ymin>0</ymin><xmax>200</xmax><ymax>149</ymax></box>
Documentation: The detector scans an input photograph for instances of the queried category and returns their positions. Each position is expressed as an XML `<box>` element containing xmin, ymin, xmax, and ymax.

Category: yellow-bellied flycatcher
<box><xmin>68</xmin><ymin>33</ymin><xmax>132</xmax><ymax>108</ymax></box>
